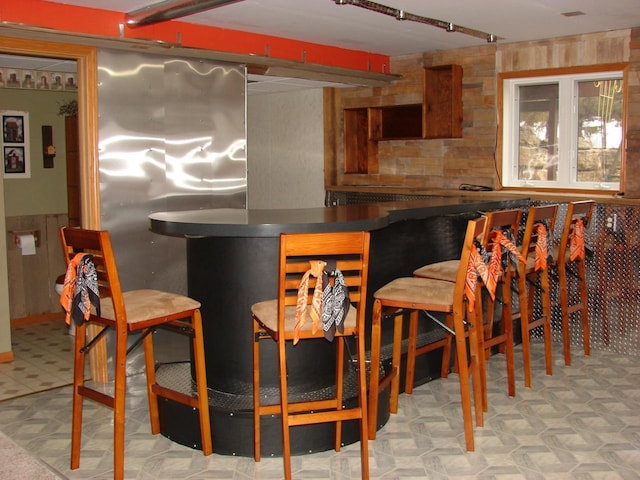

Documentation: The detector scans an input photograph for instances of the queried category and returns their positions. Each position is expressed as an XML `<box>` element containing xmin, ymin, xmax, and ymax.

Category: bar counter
<box><xmin>149</xmin><ymin>197</ymin><xmax>526</xmax><ymax>456</ymax></box>
<box><xmin>150</xmin><ymin>197</ymin><xmax>512</xmax><ymax>237</ymax></box>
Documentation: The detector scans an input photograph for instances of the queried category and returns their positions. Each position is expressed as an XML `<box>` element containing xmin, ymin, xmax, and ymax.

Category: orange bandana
<box><xmin>570</xmin><ymin>218</ymin><xmax>586</xmax><ymax>261</ymax></box>
<box><xmin>465</xmin><ymin>243</ymin><xmax>489</xmax><ymax>312</ymax></box>
<box><xmin>294</xmin><ymin>260</ymin><xmax>326</xmax><ymax>344</ymax></box>
<box><xmin>534</xmin><ymin>223</ymin><xmax>549</xmax><ymax>271</ymax></box>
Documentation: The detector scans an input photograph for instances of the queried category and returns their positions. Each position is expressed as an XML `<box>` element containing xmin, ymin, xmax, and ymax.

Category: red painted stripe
<box><xmin>0</xmin><ymin>0</ymin><xmax>389</xmax><ymax>73</ymax></box>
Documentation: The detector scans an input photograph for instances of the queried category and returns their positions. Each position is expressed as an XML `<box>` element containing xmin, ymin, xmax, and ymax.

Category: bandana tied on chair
<box><xmin>321</xmin><ymin>260</ymin><xmax>350</xmax><ymax>342</ymax></box>
<box><xmin>534</xmin><ymin>222</ymin><xmax>553</xmax><ymax>271</ymax></box>
<box><xmin>484</xmin><ymin>230</ymin><xmax>526</xmax><ymax>303</ymax></box>
<box><xmin>294</xmin><ymin>260</ymin><xmax>351</xmax><ymax>344</ymax></box>
<box><xmin>570</xmin><ymin>217</ymin><xmax>586</xmax><ymax>261</ymax></box>
<box><xmin>60</xmin><ymin>253</ymin><xmax>100</xmax><ymax>326</ymax></box>
<box><xmin>294</xmin><ymin>260</ymin><xmax>326</xmax><ymax>344</ymax></box>
<box><xmin>465</xmin><ymin>241</ymin><xmax>489</xmax><ymax>312</ymax></box>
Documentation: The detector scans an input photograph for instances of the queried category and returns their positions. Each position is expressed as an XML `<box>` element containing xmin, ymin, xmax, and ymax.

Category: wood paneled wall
<box><xmin>627</xmin><ymin>28</ymin><xmax>640</xmax><ymax>198</ymax></box>
<box><xmin>5</xmin><ymin>214</ymin><xmax>67</xmax><ymax>319</ymax></box>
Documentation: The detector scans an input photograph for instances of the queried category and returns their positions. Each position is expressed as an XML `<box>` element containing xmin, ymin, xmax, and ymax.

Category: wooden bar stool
<box><xmin>515</xmin><ymin>204</ymin><xmax>558</xmax><ymax>387</ymax></box>
<box><xmin>368</xmin><ymin>217</ymin><xmax>487</xmax><ymax>451</ymax></box>
<box><xmin>252</xmin><ymin>231</ymin><xmax>371</xmax><ymax>480</ymax></box>
<box><xmin>59</xmin><ymin>227</ymin><xmax>212</xmax><ymax>480</ymax></box>
<box><xmin>414</xmin><ymin>208</ymin><xmax>523</xmax><ymax>400</ymax></box>
<box><xmin>552</xmin><ymin>200</ymin><xmax>595</xmax><ymax>366</ymax></box>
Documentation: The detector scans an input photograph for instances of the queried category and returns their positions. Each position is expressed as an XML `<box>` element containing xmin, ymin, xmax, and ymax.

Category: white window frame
<box><xmin>501</xmin><ymin>69</ymin><xmax>624</xmax><ymax>191</ymax></box>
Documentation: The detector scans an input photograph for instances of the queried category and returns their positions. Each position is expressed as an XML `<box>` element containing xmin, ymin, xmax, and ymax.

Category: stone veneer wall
<box><xmin>329</xmin><ymin>28</ymin><xmax>640</xmax><ymax>197</ymax></box>
<box><xmin>627</xmin><ymin>28</ymin><xmax>640</xmax><ymax>198</ymax></box>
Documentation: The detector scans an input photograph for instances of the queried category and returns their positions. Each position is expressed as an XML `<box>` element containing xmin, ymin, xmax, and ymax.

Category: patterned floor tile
<box><xmin>2</xmin><ymin>320</ymin><xmax>640</xmax><ymax>479</ymax></box>
<box><xmin>0</xmin><ymin>320</ymin><xmax>74</xmax><ymax>401</ymax></box>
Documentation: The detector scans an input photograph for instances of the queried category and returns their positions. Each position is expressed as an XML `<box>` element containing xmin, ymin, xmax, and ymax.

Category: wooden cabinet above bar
<box><xmin>342</xmin><ymin>64</ymin><xmax>463</xmax><ymax>173</ymax></box>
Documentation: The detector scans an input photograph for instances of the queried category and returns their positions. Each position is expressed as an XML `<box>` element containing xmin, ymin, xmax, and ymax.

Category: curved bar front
<box><xmin>149</xmin><ymin>198</ymin><xmax>525</xmax><ymax>456</ymax></box>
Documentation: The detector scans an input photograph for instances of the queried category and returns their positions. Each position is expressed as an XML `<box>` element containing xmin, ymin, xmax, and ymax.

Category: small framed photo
<box><xmin>36</xmin><ymin>72</ymin><xmax>50</xmax><ymax>90</ymax></box>
<box><xmin>2</xmin><ymin>114</ymin><xmax>24</xmax><ymax>143</ymax></box>
<box><xmin>1</xmin><ymin>110</ymin><xmax>30</xmax><ymax>178</ymax></box>
<box><xmin>4</xmin><ymin>146</ymin><xmax>26</xmax><ymax>174</ymax></box>
<box><xmin>64</xmin><ymin>73</ymin><xmax>77</xmax><ymax>90</ymax></box>
<box><xmin>51</xmin><ymin>73</ymin><xmax>64</xmax><ymax>90</ymax></box>
<box><xmin>21</xmin><ymin>70</ymin><xmax>35</xmax><ymax>89</ymax></box>
<box><xmin>5</xmin><ymin>69</ymin><xmax>20</xmax><ymax>88</ymax></box>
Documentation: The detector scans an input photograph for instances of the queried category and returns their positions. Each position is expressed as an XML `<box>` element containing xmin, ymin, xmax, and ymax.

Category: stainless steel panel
<box><xmin>97</xmin><ymin>49</ymin><xmax>246</xmax><ymax>295</ymax></box>
<box><xmin>97</xmin><ymin>50</ymin><xmax>246</xmax><ymax>378</ymax></box>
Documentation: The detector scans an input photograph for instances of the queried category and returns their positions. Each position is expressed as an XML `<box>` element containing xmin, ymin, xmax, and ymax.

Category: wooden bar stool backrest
<box><xmin>479</xmin><ymin>208</ymin><xmax>522</xmax><ymax>398</ymax></box>
<box><xmin>520</xmin><ymin>204</ymin><xmax>559</xmax><ymax>264</ymax></box>
<box><xmin>278</xmin><ymin>233</ymin><xmax>369</xmax><ymax>339</ymax></box>
<box><xmin>518</xmin><ymin>204</ymin><xmax>559</xmax><ymax>387</ymax></box>
<box><xmin>554</xmin><ymin>200</ymin><xmax>595</xmax><ymax>366</ymax></box>
<box><xmin>481</xmin><ymin>208</ymin><xmax>522</xmax><ymax>247</ymax></box>
<box><xmin>557</xmin><ymin>200</ymin><xmax>595</xmax><ymax>263</ymax></box>
<box><xmin>60</xmin><ymin>228</ymin><xmax>121</xmax><ymax>323</ymax></box>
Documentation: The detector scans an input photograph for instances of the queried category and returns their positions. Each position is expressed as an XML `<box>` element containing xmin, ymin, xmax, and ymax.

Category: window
<box><xmin>501</xmin><ymin>69</ymin><xmax>624</xmax><ymax>191</ymax></box>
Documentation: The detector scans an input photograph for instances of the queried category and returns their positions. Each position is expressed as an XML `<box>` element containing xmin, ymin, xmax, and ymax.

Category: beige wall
<box><xmin>1</xmin><ymin>88</ymin><xmax>76</xmax><ymax>324</ymax></box>
<box><xmin>1</xmin><ymin>89</ymin><xmax>76</xmax><ymax>216</ymax></box>
<box><xmin>247</xmin><ymin>88</ymin><xmax>326</xmax><ymax>209</ymax></box>
<box><xmin>496</xmin><ymin>29</ymin><xmax>629</xmax><ymax>72</ymax></box>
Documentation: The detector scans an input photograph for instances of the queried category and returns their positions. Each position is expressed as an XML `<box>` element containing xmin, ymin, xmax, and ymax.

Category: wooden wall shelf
<box><xmin>424</xmin><ymin>64</ymin><xmax>463</xmax><ymax>139</ymax></box>
<box><xmin>344</xmin><ymin>108</ymin><xmax>378</xmax><ymax>174</ymax></box>
<box><xmin>369</xmin><ymin>104</ymin><xmax>423</xmax><ymax>140</ymax></box>
<box><xmin>342</xmin><ymin>64</ymin><xmax>463</xmax><ymax>174</ymax></box>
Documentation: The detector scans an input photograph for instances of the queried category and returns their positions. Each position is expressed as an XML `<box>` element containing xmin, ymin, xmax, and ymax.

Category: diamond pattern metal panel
<box><xmin>327</xmin><ymin>191</ymin><xmax>640</xmax><ymax>359</ymax></box>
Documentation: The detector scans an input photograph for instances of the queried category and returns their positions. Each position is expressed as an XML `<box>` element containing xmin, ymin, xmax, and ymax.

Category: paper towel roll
<box><xmin>17</xmin><ymin>234</ymin><xmax>37</xmax><ymax>255</ymax></box>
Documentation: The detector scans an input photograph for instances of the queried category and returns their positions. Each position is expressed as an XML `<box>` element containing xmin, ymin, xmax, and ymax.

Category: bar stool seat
<box><xmin>413</xmin><ymin>259</ymin><xmax>460</xmax><ymax>281</ymax></box>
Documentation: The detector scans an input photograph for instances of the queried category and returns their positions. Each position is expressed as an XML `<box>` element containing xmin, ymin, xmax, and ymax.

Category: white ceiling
<box><xmin>3</xmin><ymin>0</ymin><xmax>640</xmax><ymax>93</ymax></box>
<box><xmin>47</xmin><ymin>0</ymin><xmax>640</xmax><ymax>55</ymax></box>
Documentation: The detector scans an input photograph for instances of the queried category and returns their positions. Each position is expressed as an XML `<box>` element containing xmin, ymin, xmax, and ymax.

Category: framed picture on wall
<box><xmin>21</xmin><ymin>70</ymin><xmax>35</xmax><ymax>89</ymax></box>
<box><xmin>64</xmin><ymin>73</ymin><xmax>77</xmax><ymax>91</ymax></box>
<box><xmin>3</xmin><ymin>113</ymin><xmax>24</xmax><ymax>143</ymax></box>
<box><xmin>4</xmin><ymin>146</ymin><xmax>26</xmax><ymax>174</ymax></box>
<box><xmin>1</xmin><ymin>110</ymin><xmax>30</xmax><ymax>178</ymax></box>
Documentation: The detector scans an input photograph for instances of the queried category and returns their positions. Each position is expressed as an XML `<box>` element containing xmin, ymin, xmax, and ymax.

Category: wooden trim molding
<box><xmin>0</xmin><ymin>351</ymin><xmax>15</xmax><ymax>364</ymax></box>
<box><xmin>1</xmin><ymin>35</ymin><xmax>105</xmax><ymax>379</ymax></box>
<box><xmin>0</xmin><ymin>36</ymin><xmax>101</xmax><ymax>228</ymax></box>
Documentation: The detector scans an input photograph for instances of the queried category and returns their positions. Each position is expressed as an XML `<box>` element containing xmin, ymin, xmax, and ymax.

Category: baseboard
<box><xmin>0</xmin><ymin>351</ymin><xmax>15</xmax><ymax>363</ymax></box>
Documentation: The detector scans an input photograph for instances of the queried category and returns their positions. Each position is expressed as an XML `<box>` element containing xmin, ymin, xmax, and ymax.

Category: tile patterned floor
<box><xmin>1</xmin><ymin>320</ymin><xmax>640</xmax><ymax>479</ymax></box>
<box><xmin>0</xmin><ymin>319</ymin><xmax>74</xmax><ymax>401</ymax></box>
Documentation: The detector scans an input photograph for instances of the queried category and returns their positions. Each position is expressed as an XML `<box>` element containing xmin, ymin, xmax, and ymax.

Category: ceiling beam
<box><xmin>0</xmin><ymin>24</ymin><xmax>400</xmax><ymax>87</ymax></box>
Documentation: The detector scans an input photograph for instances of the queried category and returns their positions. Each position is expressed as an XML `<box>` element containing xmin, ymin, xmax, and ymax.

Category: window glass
<box><xmin>502</xmin><ymin>70</ymin><xmax>623</xmax><ymax>191</ymax></box>
<box><xmin>518</xmin><ymin>84</ymin><xmax>559</xmax><ymax>182</ymax></box>
<box><xmin>576</xmin><ymin>79</ymin><xmax>623</xmax><ymax>184</ymax></box>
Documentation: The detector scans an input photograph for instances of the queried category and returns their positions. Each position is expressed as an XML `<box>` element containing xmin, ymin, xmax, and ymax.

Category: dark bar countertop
<box><xmin>149</xmin><ymin>197</ymin><xmax>521</xmax><ymax>237</ymax></box>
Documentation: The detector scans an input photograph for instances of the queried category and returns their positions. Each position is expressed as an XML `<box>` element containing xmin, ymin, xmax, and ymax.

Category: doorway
<box><xmin>0</xmin><ymin>34</ymin><xmax>99</xmax><ymax>365</ymax></box>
